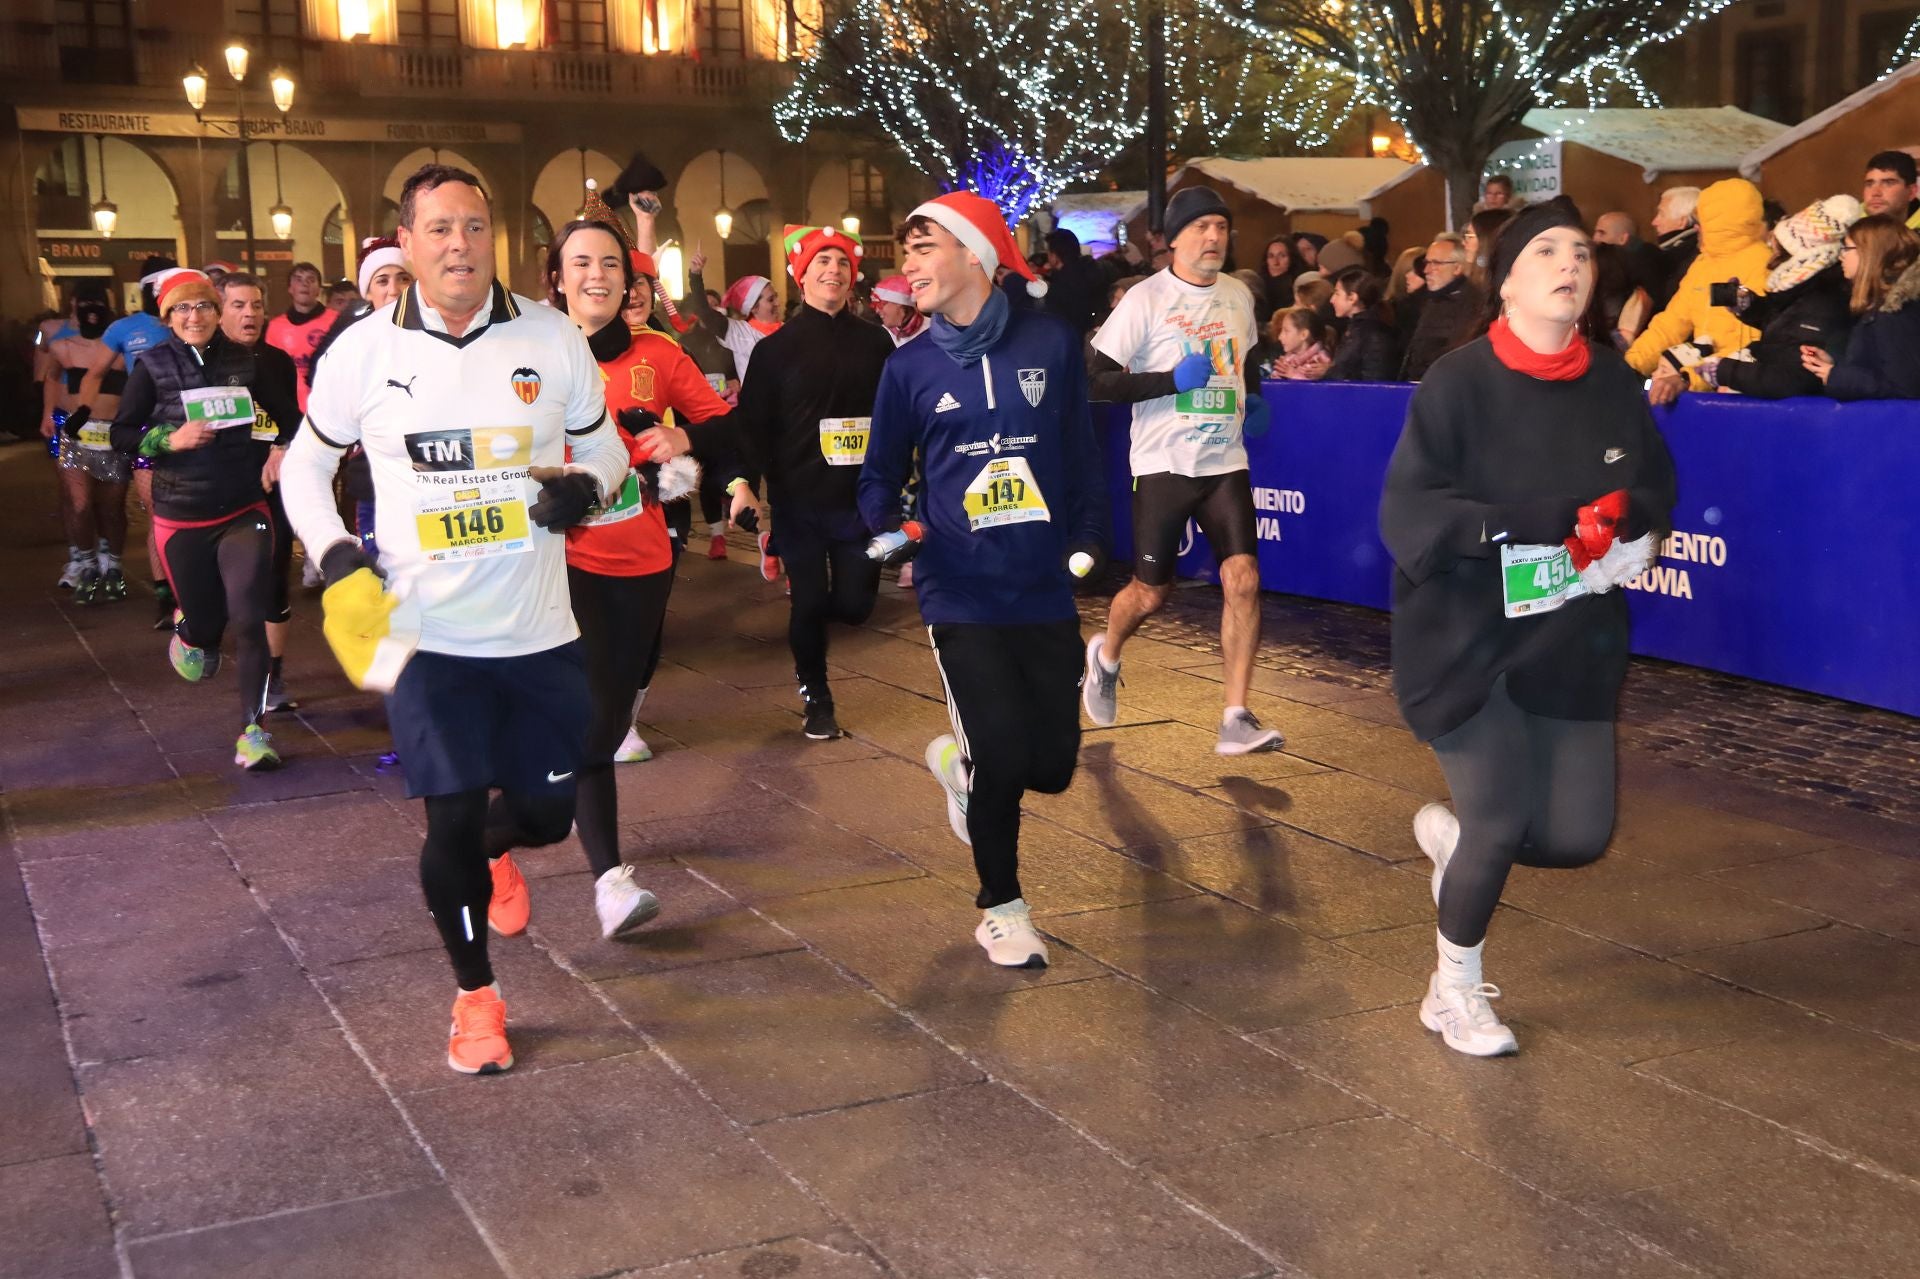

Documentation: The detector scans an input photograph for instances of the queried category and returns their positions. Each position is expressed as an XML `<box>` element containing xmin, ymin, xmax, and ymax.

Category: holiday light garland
<box><xmin>774</xmin><ymin>0</ymin><xmax>1361</xmax><ymax>221</ymax></box>
<box><xmin>1886</xmin><ymin>16</ymin><xmax>1920</xmax><ymax>78</ymax></box>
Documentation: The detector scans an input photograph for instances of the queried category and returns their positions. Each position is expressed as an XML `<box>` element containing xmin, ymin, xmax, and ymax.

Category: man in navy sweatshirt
<box><xmin>858</xmin><ymin>192</ymin><xmax>1109</xmax><ymax>970</ymax></box>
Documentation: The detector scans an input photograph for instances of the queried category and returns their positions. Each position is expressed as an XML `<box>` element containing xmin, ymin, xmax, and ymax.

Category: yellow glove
<box><xmin>318</xmin><ymin>543</ymin><xmax>415</xmax><ymax>692</ymax></box>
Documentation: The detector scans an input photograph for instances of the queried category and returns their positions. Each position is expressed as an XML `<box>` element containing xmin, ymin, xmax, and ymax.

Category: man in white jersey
<box><xmin>280</xmin><ymin>164</ymin><xmax>628</xmax><ymax>1075</ymax></box>
<box><xmin>1083</xmin><ymin>186</ymin><xmax>1281</xmax><ymax>756</ymax></box>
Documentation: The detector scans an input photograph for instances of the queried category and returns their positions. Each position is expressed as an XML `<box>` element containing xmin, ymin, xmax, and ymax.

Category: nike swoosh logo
<box><xmin>1604</xmin><ymin>449</ymin><xmax>1627</xmax><ymax>464</ymax></box>
<box><xmin>546</xmin><ymin>770</ymin><xmax>573</xmax><ymax>783</ymax></box>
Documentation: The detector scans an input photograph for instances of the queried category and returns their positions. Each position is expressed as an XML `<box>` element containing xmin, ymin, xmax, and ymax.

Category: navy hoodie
<box><xmin>859</xmin><ymin>305</ymin><xmax>1108</xmax><ymax>626</ymax></box>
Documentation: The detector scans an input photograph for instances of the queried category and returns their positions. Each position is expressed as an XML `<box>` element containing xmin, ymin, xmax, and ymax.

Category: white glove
<box><xmin>1598</xmin><ymin>533</ymin><xmax>1657</xmax><ymax>591</ymax></box>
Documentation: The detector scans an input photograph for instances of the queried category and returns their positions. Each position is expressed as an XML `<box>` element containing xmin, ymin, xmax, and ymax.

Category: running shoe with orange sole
<box><xmin>758</xmin><ymin>531</ymin><xmax>782</xmax><ymax>583</ymax></box>
<box><xmin>487</xmin><ymin>852</ymin><xmax>530</xmax><ymax>935</ymax></box>
<box><xmin>448</xmin><ymin>985</ymin><xmax>513</xmax><ymax>1074</ymax></box>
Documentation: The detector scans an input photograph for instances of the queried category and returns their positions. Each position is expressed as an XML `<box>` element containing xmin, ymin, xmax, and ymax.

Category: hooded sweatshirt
<box><xmin>1626</xmin><ymin>179</ymin><xmax>1774</xmax><ymax>385</ymax></box>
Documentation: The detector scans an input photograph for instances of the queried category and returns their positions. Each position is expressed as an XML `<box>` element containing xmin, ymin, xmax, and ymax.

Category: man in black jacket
<box><xmin>1041</xmin><ymin>228</ymin><xmax>1103</xmax><ymax>337</ymax></box>
<box><xmin>1648</xmin><ymin>186</ymin><xmax>1702</xmax><ymax>310</ymax></box>
<box><xmin>1402</xmin><ymin>234</ymin><xmax>1481</xmax><ymax>380</ymax></box>
<box><xmin>704</xmin><ymin>226</ymin><xmax>895</xmax><ymax>740</ymax></box>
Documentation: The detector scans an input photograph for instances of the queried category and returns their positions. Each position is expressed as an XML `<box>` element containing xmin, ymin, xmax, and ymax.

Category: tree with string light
<box><xmin>1218</xmin><ymin>0</ymin><xmax>1744</xmax><ymax>226</ymax></box>
<box><xmin>775</xmin><ymin>0</ymin><xmax>1361</xmax><ymax>224</ymax></box>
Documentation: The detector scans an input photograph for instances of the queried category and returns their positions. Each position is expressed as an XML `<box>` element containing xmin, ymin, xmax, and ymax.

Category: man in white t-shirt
<box><xmin>280</xmin><ymin>164</ymin><xmax>629</xmax><ymax>1077</ymax></box>
<box><xmin>1085</xmin><ymin>186</ymin><xmax>1281</xmax><ymax>756</ymax></box>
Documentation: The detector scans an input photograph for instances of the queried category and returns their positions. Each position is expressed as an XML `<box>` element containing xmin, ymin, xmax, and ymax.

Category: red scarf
<box><xmin>1488</xmin><ymin>315</ymin><xmax>1591</xmax><ymax>381</ymax></box>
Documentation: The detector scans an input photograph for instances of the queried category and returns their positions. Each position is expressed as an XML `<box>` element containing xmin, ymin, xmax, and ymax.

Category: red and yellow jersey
<box><xmin>566</xmin><ymin>328</ymin><xmax>731</xmax><ymax>578</ymax></box>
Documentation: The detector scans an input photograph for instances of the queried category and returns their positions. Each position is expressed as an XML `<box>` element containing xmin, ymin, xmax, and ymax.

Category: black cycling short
<box><xmin>1130</xmin><ymin>469</ymin><xmax>1258</xmax><ymax>586</ymax></box>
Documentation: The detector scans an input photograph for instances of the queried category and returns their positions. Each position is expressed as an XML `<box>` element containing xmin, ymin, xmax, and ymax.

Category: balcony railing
<box><xmin>0</xmin><ymin>24</ymin><xmax>794</xmax><ymax>108</ymax></box>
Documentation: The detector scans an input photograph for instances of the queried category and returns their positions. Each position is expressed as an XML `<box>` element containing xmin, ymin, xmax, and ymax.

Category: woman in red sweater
<box><xmin>491</xmin><ymin>209</ymin><xmax>733</xmax><ymax>941</ymax></box>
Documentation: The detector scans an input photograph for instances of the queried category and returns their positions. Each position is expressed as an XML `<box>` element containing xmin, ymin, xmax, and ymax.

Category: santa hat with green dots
<box><xmin>783</xmin><ymin>224</ymin><xmax>864</xmax><ymax>280</ymax></box>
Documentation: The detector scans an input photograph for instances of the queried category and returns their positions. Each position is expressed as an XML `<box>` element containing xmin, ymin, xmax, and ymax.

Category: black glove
<box><xmin>528</xmin><ymin>469</ymin><xmax>601</xmax><ymax>531</ymax></box>
<box><xmin>320</xmin><ymin>539</ymin><xmax>385</xmax><ymax>588</ymax></box>
<box><xmin>733</xmin><ymin>504</ymin><xmax>760</xmax><ymax>533</ymax></box>
<box><xmin>61</xmin><ymin>404</ymin><xmax>93</xmax><ymax>436</ymax></box>
<box><xmin>616</xmin><ymin>406</ymin><xmax>661</xmax><ymax>436</ymax></box>
<box><xmin>1488</xmin><ymin>497</ymin><xmax>1582</xmax><ymax>546</ymax></box>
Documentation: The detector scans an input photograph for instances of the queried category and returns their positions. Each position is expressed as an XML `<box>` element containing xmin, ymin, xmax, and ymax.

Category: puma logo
<box><xmin>386</xmin><ymin>376</ymin><xmax>418</xmax><ymax>398</ymax></box>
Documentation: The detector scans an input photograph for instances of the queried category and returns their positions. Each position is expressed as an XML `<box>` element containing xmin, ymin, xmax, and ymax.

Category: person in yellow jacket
<box><xmin>1629</xmin><ymin>178</ymin><xmax>1773</xmax><ymax>402</ymax></box>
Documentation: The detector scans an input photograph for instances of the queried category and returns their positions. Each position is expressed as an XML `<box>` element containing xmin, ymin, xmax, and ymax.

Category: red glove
<box><xmin>1564</xmin><ymin>490</ymin><xmax>1628</xmax><ymax>571</ymax></box>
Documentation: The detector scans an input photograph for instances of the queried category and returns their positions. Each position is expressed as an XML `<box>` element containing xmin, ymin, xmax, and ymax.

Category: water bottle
<box><xmin>866</xmin><ymin>521</ymin><xmax>923</xmax><ymax>562</ymax></box>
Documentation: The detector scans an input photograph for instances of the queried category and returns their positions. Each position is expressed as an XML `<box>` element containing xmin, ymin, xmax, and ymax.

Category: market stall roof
<box><xmin>1739</xmin><ymin>59</ymin><xmax>1920</xmax><ymax>178</ymax></box>
<box><xmin>1139</xmin><ymin>157</ymin><xmax>1415</xmax><ymax>217</ymax></box>
<box><xmin>1521</xmin><ymin>106</ymin><xmax>1787</xmax><ymax>180</ymax></box>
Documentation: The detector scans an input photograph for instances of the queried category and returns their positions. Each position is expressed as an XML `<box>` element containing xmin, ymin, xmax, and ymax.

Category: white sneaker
<box><xmin>975</xmin><ymin>901</ymin><xmax>1048</xmax><ymax>969</ymax></box>
<box><xmin>613</xmin><ymin>727</ymin><xmax>653</xmax><ymax>763</ymax></box>
<box><xmin>300</xmin><ymin>557</ymin><xmax>324</xmax><ymax>589</ymax></box>
<box><xmin>1082</xmin><ymin>635</ymin><xmax>1119</xmax><ymax>726</ymax></box>
<box><xmin>594</xmin><ymin>864</ymin><xmax>660</xmax><ymax>939</ymax></box>
<box><xmin>1419</xmin><ymin>972</ymin><xmax>1518</xmax><ymax>1057</ymax></box>
<box><xmin>925</xmin><ymin>734</ymin><xmax>971</xmax><ymax>846</ymax></box>
<box><xmin>1412</xmin><ymin>803</ymin><xmax>1460</xmax><ymax>906</ymax></box>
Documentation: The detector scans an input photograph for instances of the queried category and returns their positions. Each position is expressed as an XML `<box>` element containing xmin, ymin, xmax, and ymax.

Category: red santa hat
<box><xmin>356</xmin><ymin>237</ymin><xmax>406</xmax><ymax>295</ymax></box>
<box><xmin>151</xmin><ymin>268</ymin><xmax>218</xmax><ymax>315</ymax></box>
<box><xmin>873</xmin><ymin>275</ymin><xmax>913</xmax><ymax>306</ymax></box>
<box><xmin>782</xmin><ymin>224</ymin><xmax>864</xmax><ymax>281</ymax></box>
<box><xmin>722</xmin><ymin>275</ymin><xmax>772</xmax><ymax>317</ymax></box>
<box><xmin>908</xmin><ymin>192</ymin><xmax>1046</xmax><ymax>297</ymax></box>
<box><xmin>628</xmin><ymin>248</ymin><xmax>657</xmax><ymax>280</ymax></box>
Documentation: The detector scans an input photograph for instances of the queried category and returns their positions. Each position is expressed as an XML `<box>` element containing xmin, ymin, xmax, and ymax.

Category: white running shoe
<box><xmin>300</xmin><ymin>557</ymin><xmax>325</xmax><ymax>589</ymax></box>
<box><xmin>1216</xmin><ymin>709</ymin><xmax>1284</xmax><ymax>755</ymax></box>
<box><xmin>925</xmin><ymin>734</ymin><xmax>971</xmax><ymax>846</ymax></box>
<box><xmin>1082</xmin><ymin>634</ymin><xmax>1119</xmax><ymax>727</ymax></box>
<box><xmin>613</xmin><ymin>727</ymin><xmax>653</xmax><ymax>763</ymax></box>
<box><xmin>594</xmin><ymin>864</ymin><xmax>660</xmax><ymax>939</ymax></box>
<box><xmin>57</xmin><ymin>557</ymin><xmax>87</xmax><ymax>590</ymax></box>
<box><xmin>1419</xmin><ymin>972</ymin><xmax>1518</xmax><ymax>1057</ymax></box>
<box><xmin>1412</xmin><ymin>803</ymin><xmax>1460</xmax><ymax>906</ymax></box>
<box><xmin>975</xmin><ymin>901</ymin><xmax>1048</xmax><ymax>969</ymax></box>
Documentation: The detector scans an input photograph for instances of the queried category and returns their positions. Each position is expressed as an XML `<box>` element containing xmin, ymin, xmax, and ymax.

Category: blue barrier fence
<box><xmin>1105</xmin><ymin>383</ymin><xmax>1920</xmax><ymax>717</ymax></box>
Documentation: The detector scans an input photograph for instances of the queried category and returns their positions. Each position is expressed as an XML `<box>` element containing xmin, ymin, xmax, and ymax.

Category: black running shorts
<box><xmin>1129</xmin><ymin>469</ymin><xmax>1258</xmax><ymax>587</ymax></box>
<box><xmin>386</xmin><ymin>641</ymin><xmax>591</xmax><ymax>799</ymax></box>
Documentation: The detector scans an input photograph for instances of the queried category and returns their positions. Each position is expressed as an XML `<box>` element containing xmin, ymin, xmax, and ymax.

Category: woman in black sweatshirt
<box><xmin>1378</xmin><ymin>203</ymin><xmax>1676</xmax><ymax>1057</ymax></box>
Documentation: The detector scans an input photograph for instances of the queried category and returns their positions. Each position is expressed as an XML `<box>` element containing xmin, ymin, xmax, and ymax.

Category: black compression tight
<box><xmin>421</xmin><ymin>786</ymin><xmax>577</xmax><ymax>990</ymax></box>
<box><xmin>566</xmin><ymin>566</ymin><xmax>673</xmax><ymax>876</ymax></box>
<box><xmin>779</xmin><ymin>520</ymin><xmax>880</xmax><ymax>690</ymax></box>
<box><xmin>156</xmin><ymin>507</ymin><xmax>275</xmax><ymax>729</ymax></box>
<box><xmin>1430</xmin><ymin>676</ymin><xmax>1616</xmax><ymax>947</ymax></box>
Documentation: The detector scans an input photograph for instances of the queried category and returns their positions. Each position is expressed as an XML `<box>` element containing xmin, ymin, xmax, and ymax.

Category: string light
<box><xmin>1884</xmin><ymin>19</ymin><xmax>1919</xmax><ymax>79</ymax></box>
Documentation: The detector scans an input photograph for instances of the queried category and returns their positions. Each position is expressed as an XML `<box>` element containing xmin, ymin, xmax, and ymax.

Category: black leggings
<box><xmin>155</xmin><ymin>505</ymin><xmax>275</xmax><ymax>729</ymax></box>
<box><xmin>265</xmin><ymin>487</ymin><xmax>293</xmax><ymax>624</ymax></box>
<box><xmin>930</xmin><ymin>620</ymin><xmax>1084</xmax><ymax>908</ymax></box>
<box><xmin>1431</xmin><ymin>676</ymin><xmax>1616</xmax><ymax>947</ymax></box>
<box><xmin>421</xmin><ymin>787</ymin><xmax>576</xmax><ymax>990</ymax></box>
<box><xmin>566</xmin><ymin>565</ymin><xmax>674</xmax><ymax>876</ymax></box>
<box><xmin>781</xmin><ymin>517</ymin><xmax>880</xmax><ymax>690</ymax></box>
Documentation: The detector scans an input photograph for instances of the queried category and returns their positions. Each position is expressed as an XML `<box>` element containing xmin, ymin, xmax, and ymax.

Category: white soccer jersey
<box><xmin>1093</xmin><ymin>269</ymin><xmax>1259</xmax><ymax>478</ymax></box>
<box><xmin>283</xmin><ymin>282</ymin><xmax>627</xmax><ymax>658</ymax></box>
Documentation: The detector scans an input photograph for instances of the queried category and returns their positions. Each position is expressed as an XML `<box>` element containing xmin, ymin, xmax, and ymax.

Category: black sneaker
<box><xmin>801</xmin><ymin>695</ymin><xmax>841</xmax><ymax>741</ymax></box>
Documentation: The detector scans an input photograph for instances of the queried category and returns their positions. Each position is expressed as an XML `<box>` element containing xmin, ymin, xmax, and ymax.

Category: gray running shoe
<box><xmin>1216</xmin><ymin>710</ymin><xmax>1284</xmax><ymax>756</ymax></box>
<box><xmin>1081</xmin><ymin>635</ymin><xmax>1119</xmax><ymax>727</ymax></box>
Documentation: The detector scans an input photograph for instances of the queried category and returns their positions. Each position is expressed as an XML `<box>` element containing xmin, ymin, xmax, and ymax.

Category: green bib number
<box><xmin>180</xmin><ymin>386</ymin><xmax>257</xmax><ymax>430</ymax></box>
<box><xmin>1174</xmin><ymin>385</ymin><xmax>1237</xmax><ymax>415</ymax></box>
<box><xmin>1499</xmin><ymin>543</ymin><xmax>1589</xmax><ymax>618</ymax></box>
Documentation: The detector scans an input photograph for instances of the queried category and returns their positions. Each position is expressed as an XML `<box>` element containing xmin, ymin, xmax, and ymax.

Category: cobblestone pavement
<box><xmin>4</xmin><ymin>442</ymin><xmax>1918</xmax><ymax>1279</ymax></box>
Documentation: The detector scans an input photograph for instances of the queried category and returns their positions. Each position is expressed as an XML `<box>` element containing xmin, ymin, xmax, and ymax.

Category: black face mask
<box><xmin>76</xmin><ymin>304</ymin><xmax>112</xmax><ymax>339</ymax></box>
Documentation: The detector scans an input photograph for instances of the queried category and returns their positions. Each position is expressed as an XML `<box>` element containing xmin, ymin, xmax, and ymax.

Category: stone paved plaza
<box><xmin>3</xmin><ymin>443</ymin><xmax>1918</xmax><ymax>1279</ymax></box>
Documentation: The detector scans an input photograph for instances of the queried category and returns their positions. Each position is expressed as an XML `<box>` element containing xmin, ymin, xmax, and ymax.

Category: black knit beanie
<box><xmin>1164</xmin><ymin>186</ymin><xmax>1231</xmax><ymax>245</ymax></box>
<box><xmin>1485</xmin><ymin>197</ymin><xmax>1586</xmax><ymax>306</ymax></box>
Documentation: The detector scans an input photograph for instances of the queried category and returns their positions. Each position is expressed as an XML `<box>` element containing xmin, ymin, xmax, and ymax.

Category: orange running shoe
<box><xmin>447</xmin><ymin>985</ymin><xmax>513</xmax><ymax>1074</ymax></box>
<box><xmin>487</xmin><ymin>852</ymin><xmax>530</xmax><ymax>936</ymax></box>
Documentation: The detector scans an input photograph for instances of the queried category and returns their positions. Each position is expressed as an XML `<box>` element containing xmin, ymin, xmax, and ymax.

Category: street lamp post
<box><xmin>185</xmin><ymin>44</ymin><xmax>295</xmax><ymax>274</ymax></box>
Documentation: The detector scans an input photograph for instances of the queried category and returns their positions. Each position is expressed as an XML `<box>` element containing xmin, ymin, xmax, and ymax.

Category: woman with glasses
<box><xmin>98</xmin><ymin>269</ymin><xmax>301</xmax><ymax>770</ymax></box>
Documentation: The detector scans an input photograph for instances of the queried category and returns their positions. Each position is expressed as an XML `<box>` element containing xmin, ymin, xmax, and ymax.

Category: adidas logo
<box><xmin>935</xmin><ymin>392</ymin><xmax>962</xmax><ymax>414</ymax></box>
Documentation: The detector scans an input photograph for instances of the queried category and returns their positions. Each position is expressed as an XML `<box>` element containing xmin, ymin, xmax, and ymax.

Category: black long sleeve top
<box><xmin>691</xmin><ymin>301</ymin><xmax>894</xmax><ymax>517</ymax></box>
<box><xmin>1378</xmin><ymin>338</ymin><xmax>1677</xmax><ymax>741</ymax></box>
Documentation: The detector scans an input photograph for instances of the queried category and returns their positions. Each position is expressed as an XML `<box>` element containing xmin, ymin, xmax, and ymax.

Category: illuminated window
<box><xmin>696</xmin><ymin>0</ymin><xmax>744</xmax><ymax>57</ymax></box>
<box><xmin>545</xmin><ymin>0</ymin><xmax>608</xmax><ymax>49</ymax></box>
<box><xmin>230</xmin><ymin>0</ymin><xmax>303</xmax><ymax>67</ymax></box>
<box><xmin>397</xmin><ymin>0</ymin><xmax>462</xmax><ymax>46</ymax></box>
<box><xmin>54</xmin><ymin>0</ymin><xmax>132</xmax><ymax>82</ymax></box>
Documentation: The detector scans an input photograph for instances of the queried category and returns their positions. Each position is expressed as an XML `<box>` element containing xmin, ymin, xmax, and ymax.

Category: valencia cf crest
<box><xmin>1018</xmin><ymin>368</ymin><xmax>1046</xmax><ymax>408</ymax></box>
<box><xmin>510</xmin><ymin>367</ymin><xmax>542</xmax><ymax>405</ymax></box>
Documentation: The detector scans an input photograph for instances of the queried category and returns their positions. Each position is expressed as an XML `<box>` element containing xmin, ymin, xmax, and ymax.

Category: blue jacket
<box><xmin>859</xmin><ymin>306</ymin><xmax>1108</xmax><ymax>625</ymax></box>
<box><xmin>1826</xmin><ymin>259</ymin><xmax>1920</xmax><ymax>401</ymax></box>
